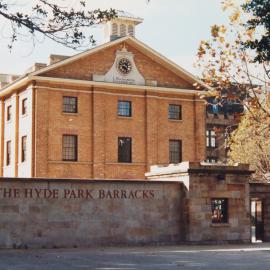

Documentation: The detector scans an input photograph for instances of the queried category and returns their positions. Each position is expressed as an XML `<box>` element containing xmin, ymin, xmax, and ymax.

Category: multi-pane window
<box><xmin>169</xmin><ymin>140</ymin><xmax>182</xmax><ymax>164</ymax></box>
<box><xmin>206</xmin><ymin>130</ymin><xmax>216</xmax><ymax>148</ymax></box>
<box><xmin>21</xmin><ymin>136</ymin><xmax>27</xmax><ymax>162</ymax></box>
<box><xmin>211</xmin><ymin>198</ymin><xmax>228</xmax><ymax>223</ymax></box>
<box><xmin>6</xmin><ymin>141</ymin><xmax>11</xmax><ymax>166</ymax></box>
<box><xmin>168</xmin><ymin>104</ymin><xmax>182</xmax><ymax>120</ymax></box>
<box><xmin>62</xmin><ymin>135</ymin><xmax>78</xmax><ymax>161</ymax></box>
<box><xmin>118</xmin><ymin>101</ymin><xmax>132</xmax><ymax>117</ymax></box>
<box><xmin>118</xmin><ymin>137</ymin><xmax>132</xmax><ymax>163</ymax></box>
<box><xmin>206</xmin><ymin>157</ymin><xmax>218</xmax><ymax>164</ymax></box>
<box><xmin>63</xmin><ymin>96</ymin><xmax>78</xmax><ymax>113</ymax></box>
<box><xmin>22</xmin><ymin>98</ymin><xmax>27</xmax><ymax>115</ymax></box>
<box><xmin>7</xmin><ymin>105</ymin><xmax>11</xmax><ymax>121</ymax></box>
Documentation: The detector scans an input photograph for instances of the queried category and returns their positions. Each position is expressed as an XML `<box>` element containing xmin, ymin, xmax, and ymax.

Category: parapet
<box><xmin>145</xmin><ymin>161</ymin><xmax>253</xmax><ymax>180</ymax></box>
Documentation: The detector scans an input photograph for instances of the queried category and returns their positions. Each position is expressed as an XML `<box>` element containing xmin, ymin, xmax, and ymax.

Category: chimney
<box><xmin>49</xmin><ymin>54</ymin><xmax>70</xmax><ymax>65</ymax></box>
<box><xmin>104</xmin><ymin>10</ymin><xmax>143</xmax><ymax>42</ymax></box>
<box><xmin>0</xmin><ymin>73</ymin><xmax>21</xmax><ymax>89</ymax></box>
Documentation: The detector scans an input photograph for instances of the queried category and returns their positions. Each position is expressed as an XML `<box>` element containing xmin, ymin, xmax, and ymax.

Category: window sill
<box><xmin>48</xmin><ymin>160</ymin><xmax>93</xmax><ymax>165</ymax></box>
<box><xmin>17</xmin><ymin>162</ymin><xmax>27</xmax><ymax>167</ymax></box>
<box><xmin>62</xmin><ymin>112</ymin><xmax>79</xmax><ymax>116</ymax></box>
<box><xmin>168</xmin><ymin>119</ymin><xmax>182</xmax><ymax>122</ymax></box>
<box><xmin>20</xmin><ymin>113</ymin><xmax>28</xmax><ymax>119</ymax></box>
<box><xmin>210</xmin><ymin>223</ymin><xmax>230</xmax><ymax>227</ymax></box>
<box><xmin>112</xmin><ymin>162</ymin><xmax>144</xmax><ymax>166</ymax></box>
<box><xmin>117</xmin><ymin>116</ymin><xmax>132</xmax><ymax>119</ymax></box>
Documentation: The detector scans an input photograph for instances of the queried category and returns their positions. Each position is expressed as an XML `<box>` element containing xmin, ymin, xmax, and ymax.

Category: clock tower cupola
<box><xmin>104</xmin><ymin>10</ymin><xmax>143</xmax><ymax>42</ymax></box>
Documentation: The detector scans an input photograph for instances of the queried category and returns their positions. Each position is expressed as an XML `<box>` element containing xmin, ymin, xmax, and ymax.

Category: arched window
<box><xmin>120</xmin><ymin>24</ymin><xmax>126</xmax><ymax>36</ymax></box>
<box><xmin>112</xmin><ymin>23</ymin><xmax>118</xmax><ymax>36</ymax></box>
<box><xmin>128</xmin><ymin>25</ymin><xmax>134</xmax><ymax>36</ymax></box>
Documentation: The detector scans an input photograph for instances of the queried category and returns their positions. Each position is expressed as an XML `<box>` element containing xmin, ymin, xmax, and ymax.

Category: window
<box><xmin>169</xmin><ymin>140</ymin><xmax>182</xmax><ymax>164</ymax></box>
<box><xmin>7</xmin><ymin>105</ymin><xmax>11</xmax><ymax>121</ymax></box>
<box><xmin>112</xmin><ymin>23</ymin><xmax>118</xmax><ymax>36</ymax></box>
<box><xmin>211</xmin><ymin>198</ymin><xmax>228</xmax><ymax>223</ymax></box>
<box><xmin>62</xmin><ymin>135</ymin><xmax>78</xmax><ymax>161</ymax></box>
<box><xmin>118</xmin><ymin>101</ymin><xmax>132</xmax><ymax>117</ymax></box>
<box><xmin>22</xmin><ymin>98</ymin><xmax>27</xmax><ymax>115</ymax></box>
<box><xmin>21</xmin><ymin>136</ymin><xmax>27</xmax><ymax>162</ymax></box>
<box><xmin>206</xmin><ymin>157</ymin><xmax>218</xmax><ymax>164</ymax></box>
<box><xmin>206</xmin><ymin>130</ymin><xmax>216</xmax><ymax>148</ymax></box>
<box><xmin>120</xmin><ymin>24</ymin><xmax>126</xmax><ymax>36</ymax></box>
<box><xmin>6</xmin><ymin>141</ymin><xmax>11</xmax><ymax>166</ymax></box>
<box><xmin>168</xmin><ymin>104</ymin><xmax>182</xmax><ymax>120</ymax></box>
<box><xmin>118</xmin><ymin>137</ymin><xmax>132</xmax><ymax>163</ymax></box>
<box><xmin>63</xmin><ymin>96</ymin><xmax>78</xmax><ymax>113</ymax></box>
<box><xmin>128</xmin><ymin>25</ymin><xmax>134</xmax><ymax>36</ymax></box>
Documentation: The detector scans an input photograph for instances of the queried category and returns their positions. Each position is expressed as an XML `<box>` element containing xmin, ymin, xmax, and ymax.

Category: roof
<box><xmin>116</xmin><ymin>10</ymin><xmax>143</xmax><ymax>23</ymax></box>
<box><xmin>0</xmin><ymin>35</ymin><xmax>212</xmax><ymax>96</ymax></box>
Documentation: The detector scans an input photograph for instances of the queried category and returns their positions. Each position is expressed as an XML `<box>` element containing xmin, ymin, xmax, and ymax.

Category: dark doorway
<box><xmin>251</xmin><ymin>199</ymin><xmax>264</xmax><ymax>242</ymax></box>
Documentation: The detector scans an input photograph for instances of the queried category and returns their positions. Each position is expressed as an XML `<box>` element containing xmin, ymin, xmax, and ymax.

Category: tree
<box><xmin>0</xmin><ymin>0</ymin><xmax>117</xmax><ymax>50</ymax></box>
<box><xmin>196</xmin><ymin>0</ymin><xmax>270</xmax><ymax>181</ymax></box>
<box><xmin>229</xmin><ymin>101</ymin><xmax>270</xmax><ymax>181</ymax></box>
<box><xmin>242</xmin><ymin>0</ymin><xmax>270</xmax><ymax>63</ymax></box>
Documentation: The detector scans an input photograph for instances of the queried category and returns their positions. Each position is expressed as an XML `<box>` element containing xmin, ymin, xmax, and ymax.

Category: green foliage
<box><xmin>242</xmin><ymin>0</ymin><xmax>270</xmax><ymax>62</ymax></box>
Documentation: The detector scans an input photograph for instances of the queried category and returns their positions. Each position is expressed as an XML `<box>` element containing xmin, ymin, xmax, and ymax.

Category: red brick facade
<box><xmin>0</xmin><ymin>37</ymin><xmax>206</xmax><ymax>179</ymax></box>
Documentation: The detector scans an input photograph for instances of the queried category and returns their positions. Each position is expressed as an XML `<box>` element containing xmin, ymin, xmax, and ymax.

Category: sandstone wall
<box><xmin>146</xmin><ymin>162</ymin><xmax>252</xmax><ymax>243</ymax></box>
<box><xmin>0</xmin><ymin>178</ymin><xmax>184</xmax><ymax>248</ymax></box>
<box><xmin>187</xmin><ymin>172</ymin><xmax>250</xmax><ymax>243</ymax></box>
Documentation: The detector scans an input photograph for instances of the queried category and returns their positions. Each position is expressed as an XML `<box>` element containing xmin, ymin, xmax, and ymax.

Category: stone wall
<box><xmin>146</xmin><ymin>162</ymin><xmax>252</xmax><ymax>243</ymax></box>
<box><xmin>0</xmin><ymin>178</ymin><xmax>184</xmax><ymax>248</ymax></box>
<box><xmin>250</xmin><ymin>183</ymin><xmax>270</xmax><ymax>241</ymax></box>
<box><xmin>187</xmin><ymin>168</ymin><xmax>250</xmax><ymax>243</ymax></box>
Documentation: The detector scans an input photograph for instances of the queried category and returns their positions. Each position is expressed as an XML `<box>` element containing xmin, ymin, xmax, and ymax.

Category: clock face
<box><xmin>117</xmin><ymin>58</ymin><xmax>132</xmax><ymax>75</ymax></box>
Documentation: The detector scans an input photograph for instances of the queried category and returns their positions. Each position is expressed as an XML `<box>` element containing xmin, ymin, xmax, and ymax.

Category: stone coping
<box><xmin>146</xmin><ymin>162</ymin><xmax>254</xmax><ymax>178</ymax></box>
<box><xmin>250</xmin><ymin>182</ymin><xmax>270</xmax><ymax>185</ymax></box>
<box><xmin>0</xmin><ymin>177</ymin><xmax>182</xmax><ymax>185</ymax></box>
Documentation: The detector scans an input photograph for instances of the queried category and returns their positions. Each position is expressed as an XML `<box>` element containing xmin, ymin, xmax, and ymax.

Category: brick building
<box><xmin>205</xmin><ymin>92</ymin><xmax>244</xmax><ymax>163</ymax></box>
<box><xmin>0</xmin><ymin>12</ymin><xmax>209</xmax><ymax>179</ymax></box>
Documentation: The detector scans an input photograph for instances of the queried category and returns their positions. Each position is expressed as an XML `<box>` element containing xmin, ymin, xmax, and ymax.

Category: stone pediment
<box><xmin>31</xmin><ymin>36</ymin><xmax>211</xmax><ymax>91</ymax></box>
<box><xmin>93</xmin><ymin>46</ymin><xmax>145</xmax><ymax>86</ymax></box>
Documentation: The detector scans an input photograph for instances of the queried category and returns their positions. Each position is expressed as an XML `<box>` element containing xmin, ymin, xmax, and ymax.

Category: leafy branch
<box><xmin>0</xmin><ymin>0</ymin><xmax>117</xmax><ymax>50</ymax></box>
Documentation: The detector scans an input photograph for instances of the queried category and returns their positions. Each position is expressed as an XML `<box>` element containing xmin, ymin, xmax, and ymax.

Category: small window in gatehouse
<box><xmin>211</xmin><ymin>198</ymin><xmax>228</xmax><ymax>223</ymax></box>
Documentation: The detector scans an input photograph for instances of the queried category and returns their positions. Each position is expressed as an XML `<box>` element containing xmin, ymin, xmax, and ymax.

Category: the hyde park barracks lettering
<box><xmin>0</xmin><ymin>187</ymin><xmax>155</xmax><ymax>200</ymax></box>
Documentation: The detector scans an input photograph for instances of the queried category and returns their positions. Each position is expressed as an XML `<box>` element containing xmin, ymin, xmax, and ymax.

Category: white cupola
<box><xmin>104</xmin><ymin>10</ymin><xmax>143</xmax><ymax>42</ymax></box>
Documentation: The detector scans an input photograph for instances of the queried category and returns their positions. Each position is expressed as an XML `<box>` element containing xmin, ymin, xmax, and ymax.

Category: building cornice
<box><xmin>0</xmin><ymin>75</ymin><xmax>206</xmax><ymax>99</ymax></box>
<box><xmin>31</xmin><ymin>76</ymin><xmax>206</xmax><ymax>97</ymax></box>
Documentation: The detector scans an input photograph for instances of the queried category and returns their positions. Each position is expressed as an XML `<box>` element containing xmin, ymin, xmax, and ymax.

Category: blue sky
<box><xmin>0</xmin><ymin>0</ymin><xmax>231</xmax><ymax>75</ymax></box>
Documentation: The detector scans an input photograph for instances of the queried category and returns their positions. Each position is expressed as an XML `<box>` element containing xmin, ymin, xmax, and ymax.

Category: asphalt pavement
<box><xmin>0</xmin><ymin>243</ymin><xmax>270</xmax><ymax>270</ymax></box>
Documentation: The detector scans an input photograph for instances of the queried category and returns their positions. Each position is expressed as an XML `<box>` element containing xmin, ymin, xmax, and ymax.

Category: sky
<box><xmin>0</xmin><ymin>0</ymin><xmax>231</xmax><ymax>76</ymax></box>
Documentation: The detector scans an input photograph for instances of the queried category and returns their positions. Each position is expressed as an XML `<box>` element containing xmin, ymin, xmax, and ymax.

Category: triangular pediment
<box><xmin>34</xmin><ymin>36</ymin><xmax>210</xmax><ymax>90</ymax></box>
